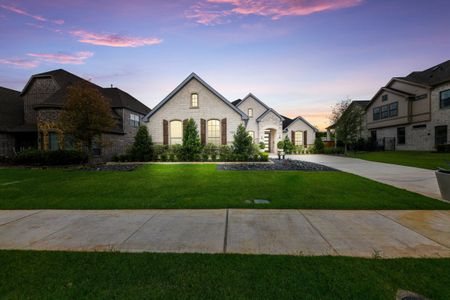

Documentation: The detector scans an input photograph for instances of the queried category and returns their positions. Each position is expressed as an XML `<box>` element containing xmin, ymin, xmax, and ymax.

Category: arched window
<box><xmin>248</xmin><ymin>108</ymin><xmax>253</xmax><ymax>117</ymax></box>
<box><xmin>294</xmin><ymin>131</ymin><xmax>303</xmax><ymax>146</ymax></box>
<box><xmin>191</xmin><ymin>93</ymin><xmax>199</xmax><ymax>108</ymax></box>
<box><xmin>207</xmin><ymin>119</ymin><xmax>220</xmax><ymax>145</ymax></box>
<box><xmin>248</xmin><ymin>131</ymin><xmax>255</xmax><ymax>141</ymax></box>
<box><xmin>170</xmin><ymin>120</ymin><xmax>183</xmax><ymax>145</ymax></box>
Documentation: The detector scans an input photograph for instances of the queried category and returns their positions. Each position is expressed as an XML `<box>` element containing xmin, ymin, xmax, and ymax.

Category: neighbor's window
<box><xmin>49</xmin><ymin>132</ymin><xmax>59</xmax><ymax>151</ymax></box>
<box><xmin>440</xmin><ymin>89</ymin><xmax>450</xmax><ymax>109</ymax></box>
<box><xmin>130</xmin><ymin>113</ymin><xmax>140</xmax><ymax>127</ymax></box>
<box><xmin>207</xmin><ymin>119</ymin><xmax>221</xmax><ymax>145</ymax></box>
<box><xmin>381</xmin><ymin>105</ymin><xmax>389</xmax><ymax>119</ymax></box>
<box><xmin>294</xmin><ymin>131</ymin><xmax>303</xmax><ymax>146</ymax></box>
<box><xmin>170</xmin><ymin>120</ymin><xmax>183</xmax><ymax>145</ymax></box>
<box><xmin>373</xmin><ymin>107</ymin><xmax>381</xmax><ymax>120</ymax></box>
<box><xmin>389</xmin><ymin>102</ymin><xmax>398</xmax><ymax>117</ymax></box>
<box><xmin>248</xmin><ymin>131</ymin><xmax>255</xmax><ymax>141</ymax></box>
<box><xmin>248</xmin><ymin>108</ymin><xmax>253</xmax><ymax>118</ymax></box>
<box><xmin>397</xmin><ymin>127</ymin><xmax>405</xmax><ymax>145</ymax></box>
<box><xmin>191</xmin><ymin>93</ymin><xmax>199</xmax><ymax>108</ymax></box>
<box><xmin>382</xmin><ymin>94</ymin><xmax>388</xmax><ymax>101</ymax></box>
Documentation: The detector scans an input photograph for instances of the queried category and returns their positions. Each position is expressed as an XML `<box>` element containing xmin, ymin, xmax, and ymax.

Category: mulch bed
<box><xmin>217</xmin><ymin>159</ymin><xmax>337</xmax><ymax>171</ymax></box>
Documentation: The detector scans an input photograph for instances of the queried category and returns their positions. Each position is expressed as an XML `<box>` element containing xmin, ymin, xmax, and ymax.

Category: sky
<box><xmin>1</xmin><ymin>0</ymin><xmax>450</xmax><ymax>130</ymax></box>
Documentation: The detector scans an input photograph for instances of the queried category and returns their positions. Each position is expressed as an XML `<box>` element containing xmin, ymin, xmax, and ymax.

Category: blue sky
<box><xmin>1</xmin><ymin>0</ymin><xmax>449</xmax><ymax>129</ymax></box>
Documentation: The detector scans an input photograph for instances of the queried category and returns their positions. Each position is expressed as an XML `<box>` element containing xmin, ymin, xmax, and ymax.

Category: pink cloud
<box><xmin>0</xmin><ymin>58</ymin><xmax>40</xmax><ymax>69</ymax></box>
<box><xmin>187</xmin><ymin>0</ymin><xmax>363</xmax><ymax>25</ymax></box>
<box><xmin>27</xmin><ymin>51</ymin><xmax>94</xmax><ymax>65</ymax></box>
<box><xmin>70</xmin><ymin>30</ymin><xmax>162</xmax><ymax>47</ymax></box>
<box><xmin>0</xmin><ymin>3</ymin><xmax>64</xmax><ymax>24</ymax></box>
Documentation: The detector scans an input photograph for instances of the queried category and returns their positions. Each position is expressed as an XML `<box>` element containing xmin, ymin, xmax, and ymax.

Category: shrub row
<box><xmin>12</xmin><ymin>149</ymin><xmax>88</xmax><ymax>166</ymax></box>
<box><xmin>436</xmin><ymin>144</ymin><xmax>450</xmax><ymax>153</ymax></box>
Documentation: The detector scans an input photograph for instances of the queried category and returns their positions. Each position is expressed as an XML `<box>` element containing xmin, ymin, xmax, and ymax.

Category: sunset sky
<box><xmin>1</xmin><ymin>0</ymin><xmax>449</xmax><ymax>130</ymax></box>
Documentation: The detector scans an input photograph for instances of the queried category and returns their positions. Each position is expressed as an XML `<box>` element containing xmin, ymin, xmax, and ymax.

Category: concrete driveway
<box><xmin>285</xmin><ymin>154</ymin><xmax>442</xmax><ymax>200</ymax></box>
<box><xmin>0</xmin><ymin>209</ymin><xmax>449</xmax><ymax>258</ymax></box>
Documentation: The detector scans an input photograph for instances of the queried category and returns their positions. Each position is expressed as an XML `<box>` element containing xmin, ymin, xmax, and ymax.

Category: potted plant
<box><xmin>277</xmin><ymin>141</ymin><xmax>285</xmax><ymax>160</ymax></box>
<box><xmin>436</xmin><ymin>161</ymin><xmax>450</xmax><ymax>201</ymax></box>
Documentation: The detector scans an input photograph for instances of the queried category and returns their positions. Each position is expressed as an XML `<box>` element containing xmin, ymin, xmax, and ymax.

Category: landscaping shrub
<box><xmin>219</xmin><ymin>145</ymin><xmax>232</xmax><ymax>161</ymax></box>
<box><xmin>232</xmin><ymin>124</ymin><xmax>254</xmax><ymax>160</ymax></box>
<box><xmin>259</xmin><ymin>142</ymin><xmax>265</xmax><ymax>150</ymax></box>
<box><xmin>13</xmin><ymin>149</ymin><xmax>88</xmax><ymax>165</ymax></box>
<box><xmin>259</xmin><ymin>152</ymin><xmax>269</xmax><ymax>161</ymax></box>
<box><xmin>181</xmin><ymin>118</ymin><xmax>202</xmax><ymax>161</ymax></box>
<box><xmin>313</xmin><ymin>137</ymin><xmax>325</xmax><ymax>153</ymax></box>
<box><xmin>323</xmin><ymin>147</ymin><xmax>345</xmax><ymax>155</ymax></box>
<box><xmin>436</xmin><ymin>144</ymin><xmax>450</xmax><ymax>153</ymax></box>
<box><xmin>278</xmin><ymin>136</ymin><xmax>294</xmax><ymax>154</ymax></box>
<box><xmin>293</xmin><ymin>145</ymin><xmax>303</xmax><ymax>154</ymax></box>
<box><xmin>128</xmin><ymin>126</ymin><xmax>154</xmax><ymax>161</ymax></box>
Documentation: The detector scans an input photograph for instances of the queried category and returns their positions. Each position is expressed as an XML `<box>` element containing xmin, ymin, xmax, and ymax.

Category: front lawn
<box><xmin>1</xmin><ymin>250</ymin><xmax>449</xmax><ymax>299</ymax></box>
<box><xmin>1</xmin><ymin>164</ymin><xmax>449</xmax><ymax>209</ymax></box>
<box><xmin>347</xmin><ymin>151</ymin><xmax>450</xmax><ymax>170</ymax></box>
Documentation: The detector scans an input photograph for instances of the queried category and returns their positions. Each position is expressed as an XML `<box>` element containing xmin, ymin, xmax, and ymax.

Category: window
<box><xmin>294</xmin><ymin>131</ymin><xmax>303</xmax><ymax>146</ymax></box>
<box><xmin>248</xmin><ymin>108</ymin><xmax>253</xmax><ymax>118</ymax></box>
<box><xmin>382</xmin><ymin>94</ymin><xmax>388</xmax><ymax>101</ymax></box>
<box><xmin>130</xmin><ymin>114</ymin><xmax>140</xmax><ymax>128</ymax></box>
<box><xmin>440</xmin><ymin>89</ymin><xmax>450</xmax><ymax>109</ymax></box>
<box><xmin>49</xmin><ymin>132</ymin><xmax>59</xmax><ymax>151</ymax></box>
<box><xmin>381</xmin><ymin>105</ymin><xmax>389</xmax><ymax>119</ymax></box>
<box><xmin>397</xmin><ymin>127</ymin><xmax>405</xmax><ymax>145</ymax></box>
<box><xmin>373</xmin><ymin>107</ymin><xmax>381</xmax><ymax>120</ymax></box>
<box><xmin>413</xmin><ymin>124</ymin><xmax>426</xmax><ymax>129</ymax></box>
<box><xmin>389</xmin><ymin>102</ymin><xmax>398</xmax><ymax>117</ymax></box>
<box><xmin>435</xmin><ymin>125</ymin><xmax>448</xmax><ymax>145</ymax></box>
<box><xmin>248</xmin><ymin>131</ymin><xmax>255</xmax><ymax>141</ymax></box>
<box><xmin>191</xmin><ymin>93</ymin><xmax>199</xmax><ymax>108</ymax></box>
<box><xmin>207</xmin><ymin>119</ymin><xmax>220</xmax><ymax>145</ymax></box>
<box><xmin>170</xmin><ymin>120</ymin><xmax>183</xmax><ymax>145</ymax></box>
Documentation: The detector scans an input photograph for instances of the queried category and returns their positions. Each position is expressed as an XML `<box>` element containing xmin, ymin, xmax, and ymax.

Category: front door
<box><xmin>264</xmin><ymin>130</ymin><xmax>271</xmax><ymax>152</ymax></box>
<box><xmin>435</xmin><ymin>125</ymin><xmax>448</xmax><ymax>146</ymax></box>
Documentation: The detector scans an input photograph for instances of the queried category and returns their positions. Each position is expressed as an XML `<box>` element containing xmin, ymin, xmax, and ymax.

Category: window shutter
<box><xmin>201</xmin><ymin>119</ymin><xmax>206</xmax><ymax>145</ymax></box>
<box><xmin>303</xmin><ymin>130</ymin><xmax>307</xmax><ymax>146</ymax></box>
<box><xmin>221</xmin><ymin>118</ymin><xmax>227</xmax><ymax>145</ymax></box>
<box><xmin>291</xmin><ymin>131</ymin><xmax>295</xmax><ymax>144</ymax></box>
<box><xmin>163</xmin><ymin>120</ymin><xmax>168</xmax><ymax>145</ymax></box>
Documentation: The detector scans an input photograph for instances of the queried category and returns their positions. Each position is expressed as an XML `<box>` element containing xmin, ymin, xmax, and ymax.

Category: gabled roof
<box><xmin>231</xmin><ymin>99</ymin><xmax>242</xmax><ymax>106</ymax></box>
<box><xmin>102</xmin><ymin>88</ymin><xmax>150</xmax><ymax>114</ymax></box>
<box><xmin>237</xmin><ymin>93</ymin><xmax>270</xmax><ymax>111</ymax></box>
<box><xmin>282</xmin><ymin>116</ymin><xmax>317</xmax><ymax>132</ymax></box>
<box><xmin>0</xmin><ymin>86</ymin><xmax>23</xmax><ymax>131</ymax></box>
<box><xmin>143</xmin><ymin>73</ymin><xmax>248</xmax><ymax>121</ymax></box>
<box><xmin>366</xmin><ymin>87</ymin><xmax>414</xmax><ymax>110</ymax></box>
<box><xmin>256</xmin><ymin>108</ymin><xmax>285</xmax><ymax>122</ymax></box>
<box><xmin>399</xmin><ymin>60</ymin><xmax>450</xmax><ymax>87</ymax></box>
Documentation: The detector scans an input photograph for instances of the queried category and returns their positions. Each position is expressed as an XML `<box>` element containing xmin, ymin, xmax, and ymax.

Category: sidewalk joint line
<box><xmin>298</xmin><ymin>210</ymin><xmax>340</xmax><ymax>255</ymax></box>
<box><xmin>119</xmin><ymin>212</ymin><xmax>159</xmax><ymax>247</ymax></box>
<box><xmin>375</xmin><ymin>211</ymin><xmax>450</xmax><ymax>250</ymax></box>
<box><xmin>0</xmin><ymin>210</ymin><xmax>42</xmax><ymax>227</ymax></box>
<box><xmin>223</xmin><ymin>209</ymin><xmax>229</xmax><ymax>253</ymax></box>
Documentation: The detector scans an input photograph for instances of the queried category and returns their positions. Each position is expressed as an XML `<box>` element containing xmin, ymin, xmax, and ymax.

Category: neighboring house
<box><xmin>365</xmin><ymin>60</ymin><xmax>450</xmax><ymax>151</ymax></box>
<box><xmin>326</xmin><ymin>100</ymin><xmax>370</xmax><ymax>144</ymax></box>
<box><xmin>0</xmin><ymin>87</ymin><xmax>23</xmax><ymax>157</ymax></box>
<box><xmin>282</xmin><ymin>116</ymin><xmax>318</xmax><ymax>149</ymax></box>
<box><xmin>144</xmin><ymin>73</ymin><xmax>317</xmax><ymax>153</ymax></box>
<box><xmin>0</xmin><ymin>69</ymin><xmax>150</xmax><ymax>160</ymax></box>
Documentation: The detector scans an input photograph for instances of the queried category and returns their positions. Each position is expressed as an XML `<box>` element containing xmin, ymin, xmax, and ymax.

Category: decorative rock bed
<box><xmin>80</xmin><ymin>164</ymin><xmax>140</xmax><ymax>172</ymax></box>
<box><xmin>217</xmin><ymin>159</ymin><xmax>337</xmax><ymax>171</ymax></box>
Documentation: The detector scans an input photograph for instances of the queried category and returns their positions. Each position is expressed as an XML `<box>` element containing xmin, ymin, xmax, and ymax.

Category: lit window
<box><xmin>207</xmin><ymin>119</ymin><xmax>220</xmax><ymax>145</ymax></box>
<box><xmin>248</xmin><ymin>131</ymin><xmax>255</xmax><ymax>141</ymax></box>
<box><xmin>248</xmin><ymin>108</ymin><xmax>253</xmax><ymax>117</ymax></box>
<box><xmin>170</xmin><ymin>120</ymin><xmax>183</xmax><ymax>145</ymax></box>
<box><xmin>130</xmin><ymin>114</ymin><xmax>140</xmax><ymax>127</ymax></box>
<box><xmin>294</xmin><ymin>131</ymin><xmax>303</xmax><ymax>146</ymax></box>
<box><xmin>440</xmin><ymin>90</ymin><xmax>450</xmax><ymax>109</ymax></box>
<box><xmin>191</xmin><ymin>93</ymin><xmax>199</xmax><ymax>108</ymax></box>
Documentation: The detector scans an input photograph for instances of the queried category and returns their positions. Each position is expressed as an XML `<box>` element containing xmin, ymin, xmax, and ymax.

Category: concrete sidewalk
<box><xmin>284</xmin><ymin>154</ymin><xmax>443</xmax><ymax>200</ymax></box>
<box><xmin>1</xmin><ymin>209</ymin><xmax>449</xmax><ymax>258</ymax></box>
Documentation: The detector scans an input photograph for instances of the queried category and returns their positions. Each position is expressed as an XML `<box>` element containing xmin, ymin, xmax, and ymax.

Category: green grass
<box><xmin>0</xmin><ymin>164</ymin><xmax>449</xmax><ymax>209</ymax></box>
<box><xmin>1</xmin><ymin>250</ymin><xmax>449</xmax><ymax>299</ymax></box>
<box><xmin>347</xmin><ymin>151</ymin><xmax>450</xmax><ymax>170</ymax></box>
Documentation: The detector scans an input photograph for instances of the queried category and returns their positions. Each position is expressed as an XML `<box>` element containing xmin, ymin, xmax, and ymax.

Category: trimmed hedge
<box><xmin>13</xmin><ymin>149</ymin><xmax>88</xmax><ymax>166</ymax></box>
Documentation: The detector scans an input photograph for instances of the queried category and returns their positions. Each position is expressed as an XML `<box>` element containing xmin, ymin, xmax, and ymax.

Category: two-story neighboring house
<box><xmin>366</xmin><ymin>60</ymin><xmax>450</xmax><ymax>151</ymax></box>
<box><xmin>144</xmin><ymin>73</ymin><xmax>317</xmax><ymax>153</ymax></box>
<box><xmin>0</xmin><ymin>69</ymin><xmax>150</xmax><ymax>160</ymax></box>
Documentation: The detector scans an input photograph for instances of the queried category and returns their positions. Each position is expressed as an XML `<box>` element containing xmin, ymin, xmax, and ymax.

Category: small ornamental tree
<box><xmin>282</xmin><ymin>136</ymin><xmax>294</xmax><ymax>154</ymax></box>
<box><xmin>181</xmin><ymin>118</ymin><xmax>202</xmax><ymax>161</ymax></box>
<box><xmin>129</xmin><ymin>126</ymin><xmax>154</xmax><ymax>161</ymax></box>
<box><xmin>232</xmin><ymin>124</ymin><xmax>253</xmax><ymax>160</ymax></box>
<box><xmin>59</xmin><ymin>81</ymin><xmax>115</xmax><ymax>156</ymax></box>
